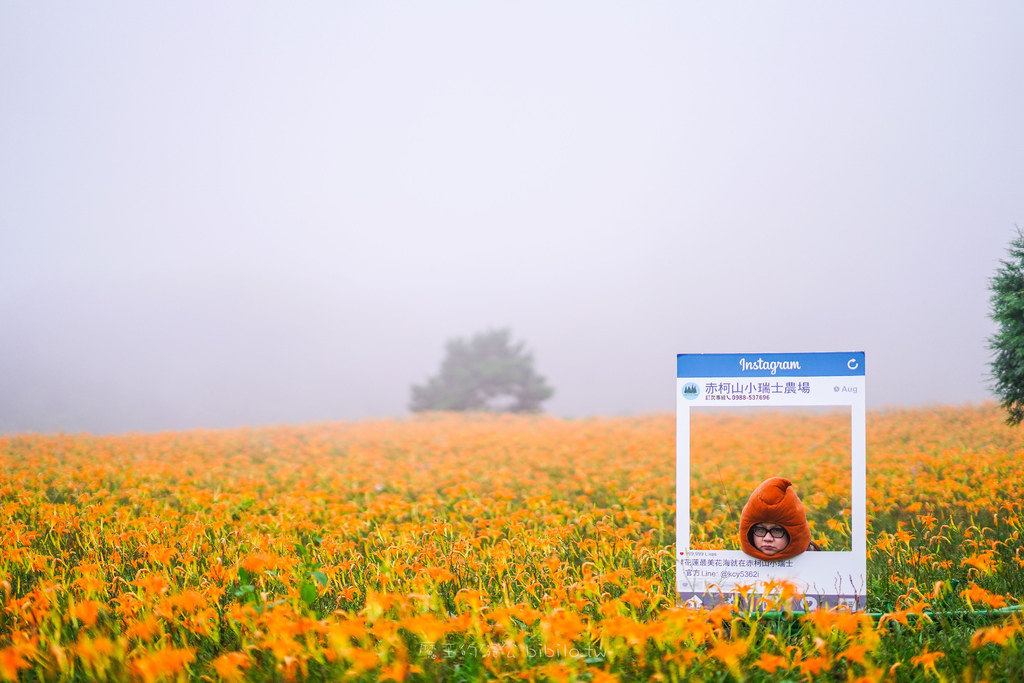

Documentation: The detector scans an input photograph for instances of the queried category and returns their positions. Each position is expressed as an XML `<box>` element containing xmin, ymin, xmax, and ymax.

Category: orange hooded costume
<box><xmin>739</xmin><ymin>477</ymin><xmax>812</xmax><ymax>562</ymax></box>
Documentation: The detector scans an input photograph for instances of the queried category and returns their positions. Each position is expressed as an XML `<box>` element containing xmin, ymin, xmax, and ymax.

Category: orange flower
<box><xmin>126</xmin><ymin>615</ymin><xmax>162</xmax><ymax>642</ymax></box>
<box><xmin>960</xmin><ymin>583</ymin><xmax>1008</xmax><ymax>609</ymax></box>
<box><xmin>796</xmin><ymin>655</ymin><xmax>831</xmax><ymax>676</ymax></box>
<box><xmin>240</xmin><ymin>554</ymin><xmax>272</xmax><ymax>575</ymax></box>
<box><xmin>540</xmin><ymin>610</ymin><xmax>585</xmax><ymax>650</ymax></box>
<box><xmin>71</xmin><ymin>600</ymin><xmax>101</xmax><ymax>627</ymax></box>
<box><xmin>587</xmin><ymin>670</ymin><xmax>620</xmax><ymax>683</ymax></box>
<box><xmin>345</xmin><ymin>648</ymin><xmax>379</xmax><ymax>673</ymax></box>
<box><xmin>536</xmin><ymin>663</ymin><xmax>574</xmax><ymax>683</ymax></box>
<box><xmin>134</xmin><ymin>575</ymin><xmax>169</xmax><ymax>596</ymax></box>
<box><xmin>72</xmin><ymin>574</ymin><xmax>106</xmax><ymax>593</ymax></box>
<box><xmin>840</xmin><ymin>643</ymin><xmax>872</xmax><ymax>666</ymax></box>
<box><xmin>379</xmin><ymin>660</ymin><xmax>415</xmax><ymax>683</ymax></box>
<box><xmin>167</xmin><ymin>590</ymin><xmax>207</xmax><ymax>614</ymax></box>
<box><xmin>753</xmin><ymin>653</ymin><xmax>788</xmax><ymax>673</ymax></box>
<box><xmin>970</xmin><ymin>623</ymin><xmax>1019</xmax><ymax>649</ymax></box>
<box><xmin>425</xmin><ymin>567</ymin><xmax>456</xmax><ymax>583</ymax></box>
<box><xmin>961</xmin><ymin>552</ymin><xmax>997</xmax><ymax>575</ymax></box>
<box><xmin>146</xmin><ymin>546</ymin><xmax>176</xmax><ymax>565</ymax></box>
<box><xmin>211</xmin><ymin>652</ymin><xmax>251</xmax><ymax>682</ymax></box>
<box><xmin>803</xmin><ymin>609</ymin><xmax>869</xmax><ymax>637</ymax></box>
<box><xmin>910</xmin><ymin>648</ymin><xmax>945</xmax><ymax>678</ymax></box>
<box><xmin>0</xmin><ymin>647</ymin><xmax>29</xmax><ymax>682</ymax></box>
<box><xmin>130</xmin><ymin>648</ymin><xmax>195</xmax><ymax>683</ymax></box>
<box><xmin>709</xmin><ymin>639</ymin><xmax>747</xmax><ymax>676</ymax></box>
<box><xmin>74</xmin><ymin>636</ymin><xmax>116</xmax><ymax>675</ymax></box>
<box><xmin>399</xmin><ymin>614</ymin><xmax>449</xmax><ymax>643</ymax></box>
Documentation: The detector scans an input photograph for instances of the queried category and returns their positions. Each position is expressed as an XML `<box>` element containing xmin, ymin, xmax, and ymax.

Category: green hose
<box><xmin>755</xmin><ymin>604</ymin><xmax>1023</xmax><ymax>621</ymax></box>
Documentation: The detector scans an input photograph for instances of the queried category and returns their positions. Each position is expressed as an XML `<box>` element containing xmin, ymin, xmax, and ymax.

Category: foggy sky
<box><xmin>2</xmin><ymin>3</ymin><xmax>1022</xmax><ymax>434</ymax></box>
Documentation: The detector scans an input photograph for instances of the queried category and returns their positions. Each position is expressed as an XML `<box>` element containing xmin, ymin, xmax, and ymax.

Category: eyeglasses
<box><xmin>752</xmin><ymin>525</ymin><xmax>788</xmax><ymax>538</ymax></box>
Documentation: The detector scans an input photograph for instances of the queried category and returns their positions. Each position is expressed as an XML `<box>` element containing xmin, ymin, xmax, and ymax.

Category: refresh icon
<box><xmin>847</xmin><ymin>358</ymin><xmax>859</xmax><ymax>370</ymax></box>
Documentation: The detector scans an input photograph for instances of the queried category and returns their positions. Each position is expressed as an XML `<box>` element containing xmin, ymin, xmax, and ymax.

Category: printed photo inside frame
<box><xmin>676</xmin><ymin>352</ymin><xmax>866</xmax><ymax>611</ymax></box>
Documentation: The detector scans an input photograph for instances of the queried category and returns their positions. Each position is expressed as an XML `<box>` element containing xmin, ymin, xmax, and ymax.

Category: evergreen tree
<box><xmin>410</xmin><ymin>329</ymin><xmax>554</xmax><ymax>413</ymax></box>
<box><xmin>989</xmin><ymin>228</ymin><xmax>1024</xmax><ymax>426</ymax></box>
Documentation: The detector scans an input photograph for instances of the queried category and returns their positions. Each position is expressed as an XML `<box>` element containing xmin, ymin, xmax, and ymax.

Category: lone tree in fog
<box><xmin>410</xmin><ymin>329</ymin><xmax>554</xmax><ymax>413</ymax></box>
<box><xmin>990</xmin><ymin>227</ymin><xmax>1024</xmax><ymax>426</ymax></box>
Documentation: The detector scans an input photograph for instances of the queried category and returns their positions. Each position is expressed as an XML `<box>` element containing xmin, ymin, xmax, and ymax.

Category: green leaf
<box><xmin>238</xmin><ymin>567</ymin><xmax>251</xmax><ymax>585</ymax></box>
<box><xmin>300</xmin><ymin>582</ymin><xmax>317</xmax><ymax>607</ymax></box>
<box><xmin>311</xmin><ymin>571</ymin><xmax>329</xmax><ymax>587</ymax></box>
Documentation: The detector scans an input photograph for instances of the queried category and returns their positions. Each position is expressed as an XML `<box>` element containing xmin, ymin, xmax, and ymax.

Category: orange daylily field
<box><xmin>1</xmin><ymin>404</ymin><xmax>1023</xmax><ymax>682</ymax></box>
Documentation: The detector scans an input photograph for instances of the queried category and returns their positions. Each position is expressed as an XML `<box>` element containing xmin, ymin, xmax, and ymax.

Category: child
<box><xmin>739</xmin><ymin>477</ymin><xmax>819</xmax><ymax>561</ymax></box>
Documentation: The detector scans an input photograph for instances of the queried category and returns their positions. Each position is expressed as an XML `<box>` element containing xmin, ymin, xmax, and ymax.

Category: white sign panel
<box><xmin>676</xmin><ymin>352</ymin><xmax>867</xmax><ymax>610</ymax></box>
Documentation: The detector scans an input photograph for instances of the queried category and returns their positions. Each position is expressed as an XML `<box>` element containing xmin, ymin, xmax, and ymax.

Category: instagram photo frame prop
<box><xmin>676</xmin><ymin>352</ymin><xmax>866</xmax><ymax>610</ymax></box>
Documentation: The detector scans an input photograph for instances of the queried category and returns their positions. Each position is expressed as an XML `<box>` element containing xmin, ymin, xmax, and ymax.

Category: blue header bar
<box><xmin>677</xmin><ymin>352</ymin><xmax>865</xmax><ymax>378</ymax></box>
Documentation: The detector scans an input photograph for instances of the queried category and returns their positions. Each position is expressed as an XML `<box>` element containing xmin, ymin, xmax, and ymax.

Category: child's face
<box><xmin>752</xmin><ymin>522</ymin><xmax>790</xmax><ymax>555</ymax></box>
